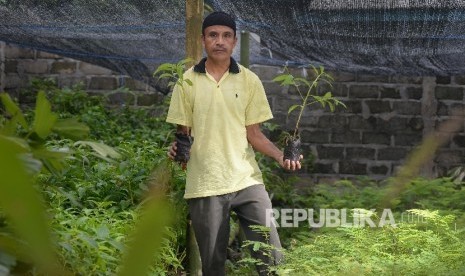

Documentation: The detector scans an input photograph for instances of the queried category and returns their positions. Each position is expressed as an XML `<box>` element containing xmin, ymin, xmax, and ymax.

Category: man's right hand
<box><xmin>167</xmin><ymin>141</ymin><xmax>177</xmax><ymax>160</ymax></box>
<box><xmin>167</xmin><ymin>141</ymin><xmax>187</xmax><ymax>170</ymax></box>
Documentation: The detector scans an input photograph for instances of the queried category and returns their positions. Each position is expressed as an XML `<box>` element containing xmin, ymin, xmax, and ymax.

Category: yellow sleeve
<box><xmin>245</xmin><ymin>74</ymin><xmax>273</xmax><ymax>126</ymax></box>
<box><xmin>166</xmin><ymin>83</ymin><xmax>193</xmax><ymax>127</ymax></box>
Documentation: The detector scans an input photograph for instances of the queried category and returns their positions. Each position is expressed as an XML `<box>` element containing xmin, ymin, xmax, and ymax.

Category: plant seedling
<box><xmin>153</xmin><ymin>58</ymin><xmax>194</xmax><ymax>166</ymax></box>
<box><xmin>273</xmin><ymin>65</ymin><xmax>346</xmax><ymax>161</ymax></box>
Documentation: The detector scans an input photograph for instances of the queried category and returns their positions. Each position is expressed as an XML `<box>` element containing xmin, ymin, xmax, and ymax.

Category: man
<box><xmin>166</xmin><ymin>11</ymin><xmax>302</xmax><ymax>275</ymax></box>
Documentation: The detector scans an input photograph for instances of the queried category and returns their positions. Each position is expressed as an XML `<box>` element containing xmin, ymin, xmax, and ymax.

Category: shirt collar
<box><xmin>193</xmin><ymin>57</ymin><xmax>240</xmax><ymax>74</ymax></box>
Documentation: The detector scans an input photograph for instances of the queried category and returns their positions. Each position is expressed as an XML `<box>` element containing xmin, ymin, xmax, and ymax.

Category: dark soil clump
<box><xmin>174</xmin><ymin>132</ymin><xmax>193</xmax><ymax>163</ymax></box>
<box><xmin>283</xmin><ymin>136</ymin><xmax>301</xmax><ymax>162</ymax></box>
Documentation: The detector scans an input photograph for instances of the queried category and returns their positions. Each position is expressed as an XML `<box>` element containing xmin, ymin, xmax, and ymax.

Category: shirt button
<box><xmin>217</xmin><ymin>85</ymin><xmax>219</xmax><ymax>88</ymax></box>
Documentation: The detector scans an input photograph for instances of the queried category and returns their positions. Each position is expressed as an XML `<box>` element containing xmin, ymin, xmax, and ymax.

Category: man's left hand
<box><xmin>280</xmin><ymin>155</ymin><xmax>303</xmax><ymax>171</ymax></box>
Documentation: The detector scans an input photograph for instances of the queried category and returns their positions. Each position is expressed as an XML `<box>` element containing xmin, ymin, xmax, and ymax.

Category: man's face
<box><xmin>202</xmin><ymin>25</ymin><xmax>237</xmax><ymax>61</ymax></box>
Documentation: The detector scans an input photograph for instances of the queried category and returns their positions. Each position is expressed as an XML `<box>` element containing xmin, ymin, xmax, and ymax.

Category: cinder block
<box><xmin>5</xmin><ymin>44</ymin><xmax>35</xmax><ymax>59</ymax></box>
<box><xmin>51</xmin><ymin>61</ymin><xmax>77</xmax><ymax>74</ymax></box>
<box><xmin>3</xmin><ymin>73</ymin><xmax>23</xmax><ymax>88</ymax></box>
<box><xmin>18</xmin><ymin>60</ymin><xmax>49</xmax><ymax>74</ymax></box>
<box><xmin>137</xmin><ymin>92</ymin><xmax>161</xmax><ymax>106</ymax></box>
<box><xmin>4</xmin><ymin>60</ymin><xmax>18</xmax><ymax>73</ymax></box>
<box><xmin>37</xmin><ymin>51</ymin><xmax>61</xmax><ymax>59</ymax></box>
<box><xmin>79</xmin><ymin>62</ymin><xmax>113</xmax><ymax>75</ymax></box>
<box><xmin>88</xmin><ymin>76</ymin><xmax>118</xmax><ymax>90</ymax></box>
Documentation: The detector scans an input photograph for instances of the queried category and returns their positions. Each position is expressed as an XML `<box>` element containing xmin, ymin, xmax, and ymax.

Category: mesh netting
<box><xmin>1</xmin><ymin>0</ymin><xmax>465</xmax><ymax>93</ymax></box>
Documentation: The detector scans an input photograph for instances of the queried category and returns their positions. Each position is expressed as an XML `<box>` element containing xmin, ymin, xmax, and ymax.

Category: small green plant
<box><xmin>234</xmin><ymin>225</ymin><xmax>282</xmax><ymax>276</ymax></box>
<box><xmin>153</xmin><ymin>58</ymin><xmax>194</xmax><ymax>166</ymax></box>
<box><xmin>153</xmin><ymin>58</ymin><xmax>193</xmax><ymax>89</ymax></box>
<box><xmin>273</xmin><ymin>65</ymin><xmax>346</xmax><ymax>161</ymax></box>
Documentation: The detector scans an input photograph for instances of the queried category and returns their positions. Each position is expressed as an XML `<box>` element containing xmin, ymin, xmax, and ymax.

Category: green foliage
<box><xmin>117</xmin><ymin>197</ymin><xmax>173</xmax><ymax>276</ymax></box>
<box><xmin>393</xmin><ymin>177</ymin><xmax>465</xmax><ymax>211</ymax></box>
<box><xmin>0</xmin><ymin>90</ymin><xmax>118</xmax><ymax>175</ymax></box>
<box><xmin>3</xmin><ymin>78</ymin><xmax>465</xmax><ymax>275</ymax></box>
<box><xmin>50</xmin><ymin>201</ymin><xmax>132</xmax><ymax>275</ymax></box>
<box><xmin>1</xmin><ymin>79</ymin><xmax>185</xmax><ymax>275</ymax></box>
<box><xmin>0</xmin><ymin>88</ymin><xmax>102</xmax><ymax>274</ymax></box>
<box><xmin>278</xmin><ymin>210</ymin><xmax>465</xmax><ymax>275</ymax></box>
<box><xmin>49</xmin><ymin>196</ymin><xmax>183</xmax><ymax>275</ymax></box>
<box><xmin>0</xmin><ymin>136</ymin><xmax>60</xmax><ymax>274</ymax></box>
<box><xmin>273</xmin><ymin>65</ymin><xmax>346</xmax><ymax>138</ymax></box>
<box><xmin>234</xmin><ymin>225</ymin><xmax>280</xmax><ymax>276</ymax></box>
<box><xmin>311</xmin><ymin>178</ymin><xmax>383</xmax><ymax>210</ymax></box>
<box><xmin>41</xmin><ymin>82</ymin><xmax>186</xmax><ymax>274</ymax></box>
<box><xmin>153</xmin><ymin>58</ymin><xmax>194</xmax><ymax>90</ymax></box>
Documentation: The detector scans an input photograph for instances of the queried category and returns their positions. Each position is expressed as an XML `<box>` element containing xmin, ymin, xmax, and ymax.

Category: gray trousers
<box><xmin>188</xmin><ymin>184</ymin><xmax>282</xmax><ymax>276</ymax></box>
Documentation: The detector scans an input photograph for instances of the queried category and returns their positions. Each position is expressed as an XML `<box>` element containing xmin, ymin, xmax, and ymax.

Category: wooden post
<box><xmin>240</xmin><ymin>30</ymin><xmax>250</xmax><ymax>68</ymax></box>
<box><xmin>0</xmin><ymin>42</ymin><xmax>5</xmax><ymax>92</ymax></box>
<box><xmin>186</xmin><ymin>0</ymin><xmax>204</xmax><ymax>66</ymax></box>
<box><xmin>185</xmin><ymin>1</ymin><xmax>203</xmax><ymax>275</ymax></box>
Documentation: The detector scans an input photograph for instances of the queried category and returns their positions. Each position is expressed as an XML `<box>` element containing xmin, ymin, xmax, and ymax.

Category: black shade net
<box><xmin>1</xmin><ymin>0</ymin><xmax>465</xmax><ymax>94</ymax></box>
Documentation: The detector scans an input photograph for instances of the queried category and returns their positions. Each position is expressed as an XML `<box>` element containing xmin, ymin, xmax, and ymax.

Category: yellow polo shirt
<box><xmin>166</xmin><ymin>58</ymin><xmax>273</xmax><ymax>199</ymax></box>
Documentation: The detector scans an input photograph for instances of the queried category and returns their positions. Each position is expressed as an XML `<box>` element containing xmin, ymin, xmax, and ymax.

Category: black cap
<box><xmin>202</xmin><ymin>11</ymin><xmax>236</xmax><ymax>35</ymax></box>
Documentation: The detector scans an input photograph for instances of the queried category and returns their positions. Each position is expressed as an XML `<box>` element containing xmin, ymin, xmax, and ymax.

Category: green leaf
<box><xmin>328</xmin><ymin>102</ymin><xmax>335</xmax><ymax>112</ymax></box>
<box><xmin>288</xmin><ymin>104</ymin><xmax>301</xmax><ymax>115</ymax></box>
<box><xmin>322</xmin><ymin>92</ymin><xmax>333</xmax><ymax>100</ymax></box>
<box><xmin>253</xmin><ymin>242</ymin><xmax>261</xmax><ymax>251</ymax></box>
<box><xmin>272</xmin><ymin>74</ymin><xmax>294</xmax><ymax>86</ymax></box>
<box><xmin>0</xmin><ymin>234</ymin><xmax>32</xmax><ymax>264</ymax></box>
<box><xmin>0</xmin><ymin>116</ymin><xmax>19</xmax><ymax>135</ymax></box>
<box><xmin>74</xmin><ymin>141</ymin><xmax>122</xmax><ymax>160</ymax></box>
<box><xmin>176</xmin><ymin>64</ymin><xmax>183</xmax><ymax>80</ymax></box>
<box><xmin>32</xmin><ymin>91</ymin><xmax>57</xmax><ymax>139</ymax></box>
<box><xmin>117</xmin><ymin>197</ymin><xmax>172</xmax><ymax>276</ymax></box>
<box><xmin>335</xmin><ymin>99</ymin><xmax>347</xmax><ymax>108</ymax></box>
<box><xmin>325</xmin><ymin>73</ymin><xmax>334</xmax><ymax>82</ymax></box>
<box><xmin>294</xmin><ymin>77</ymin><xmax>310</xmax><ymax>87</ymax></box>
<box><xmin>0</xmin><ymin>136</ymin><xmax>58</xmax><ymax>272</ymax></box>
<box><xmin>32</xmin><ymin>146</ymin><xmax>70</xmax><ymax>174</ymax></box>
<box><xmin>178</xmin><ymin>58</ymin><xmax>193</xmax><ymax>67</ymax></box>
<box><xmin>96</xmin><ymin>225</ymin><xmax>110</xmax><ymax>240</ymax></box>
<box><xmin>157</xmin><ymin>73</ymin><xmax>173</xmax><ymax>80</ymax></box>
<box><xmin>109</xmin><ymin>240</ymin><xmax>125</xmax><ymax>251</ymax></box>
<box><xmin>53</xmin><ymin>118</ymin><xmax>90</xmax><ymax>140</ymax></box>
<box><xmin>0</xmin><ymin>93</ymin><xmax>28</xmax><ymax>129</ymax></box>
<box><xmin>0</xmin><ymin>135</ymin><xmax>30</xmax><ymax>151</ymax></box>
<box><xmin>153</xmin><ymin>63</ymin><xmax>175</xmax><ymax>77</ymax></box>
<box><xmin>19</xmin><ymin>153</ymin><xmax>43</xmax><ymax>175</ymax></box>
<box><xmin>272</xmin><ymin>74</ymin><xmax>288</xmax><ymax>82</ymax></box>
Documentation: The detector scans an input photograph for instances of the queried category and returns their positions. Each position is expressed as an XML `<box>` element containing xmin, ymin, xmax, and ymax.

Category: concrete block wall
<box><xmin>2</xmin><ymin>43</ymin><xmax>465</xmax><ymax>184</ymax></box>
<box><xmin>0</xmin><ymin>42</ymin><xmax>163</xmax><ymax>107</ymax></box>
<box><xmin>252</xmin><ymin>64</ymin><xmax>465</xmax><ymax>184</ymax></box>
